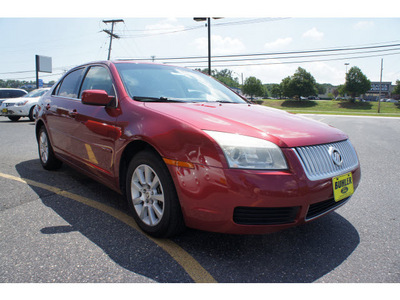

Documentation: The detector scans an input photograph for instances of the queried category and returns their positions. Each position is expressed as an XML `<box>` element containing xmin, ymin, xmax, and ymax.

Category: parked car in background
<box><xmin>0</xmin><ymin>88</ymin><xmax>28</xmax><ymax>105</ymax></box>
<box><xmin>1</xmin><ymin>88</ymin><xmax>50</xmax><ymax>121</ymax></box>
<box><xmin>35</xmin><ymin>61</ymin><xmax>361</xmax><ymax>237</ymax></box>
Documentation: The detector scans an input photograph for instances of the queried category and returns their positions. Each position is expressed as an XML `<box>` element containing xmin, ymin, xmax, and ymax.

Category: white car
<box><xmin>0</xmin><ymin>88</ymin><xmax>50</xmax><ymax>121</ymax></box>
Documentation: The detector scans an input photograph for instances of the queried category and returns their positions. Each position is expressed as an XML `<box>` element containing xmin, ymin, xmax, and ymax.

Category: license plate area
<box><xmin>332</xmin><ymin>172</ymin><xmax>354</xmax><ymax>202</ymax></box>
<box><xmin>2</xmin><ymin>108</ymin><xmax>8</xmax><ymax>113</ymax></box>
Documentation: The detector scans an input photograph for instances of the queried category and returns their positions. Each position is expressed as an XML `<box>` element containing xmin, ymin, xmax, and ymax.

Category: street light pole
<box><xmin>378</xmin><ymin>58</ymin><xmax>383</xmax><ymax>113</ymax></box>
<box><xmin>194</xmin><ymin>17</ymin><xmax>220</xmax><ymax>76</ymax></box>
<box><xmin>344</xmin><ymin>63</ymin><xmax>349</xmax><ymax>99</ymax></box>
<box><xmin>207</xmin><ymin>18</ymin><xmax>211</xmax><ymax>75</ymax></box>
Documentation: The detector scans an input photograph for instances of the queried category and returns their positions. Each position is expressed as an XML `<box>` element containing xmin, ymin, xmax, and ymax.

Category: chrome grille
<box><xmin>294</xmin><ymin>140</ymin><xmax>359</xmax><ymax>181</ymax></box>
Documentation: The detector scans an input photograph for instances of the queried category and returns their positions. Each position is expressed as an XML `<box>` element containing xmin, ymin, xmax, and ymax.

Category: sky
<box><xmin>1</xmin><ymin>1</ymin><xmax>399</xmax><ymax>86</ymax></box>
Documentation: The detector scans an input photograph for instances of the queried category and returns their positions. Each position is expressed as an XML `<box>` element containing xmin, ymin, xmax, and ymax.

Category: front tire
<box><xmin>29</xmin><ymin>106</ymin><xmax>35</xmax><ymax>121</ymax></box>
<box><xmin>38</xmin><ymin>126</ymin><xmax>62</xmax><ymax>170</ymax></box>
<box><xmin>126</xmin><ymin>150</ymin><xmax>185</xmax><ymax>238</ymax></box>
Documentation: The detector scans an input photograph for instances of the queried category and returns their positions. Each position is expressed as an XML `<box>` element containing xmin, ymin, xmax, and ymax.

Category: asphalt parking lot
<box><xmin>0</xmin><ymin>114</ymin><xmax>399</xmax><ymax>284</ymax></box>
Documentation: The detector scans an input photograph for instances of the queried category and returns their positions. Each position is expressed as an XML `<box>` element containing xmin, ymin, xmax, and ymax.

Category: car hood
<box><xmin>2</xmin><ymin>97</ymin><xmax>40</xmax><ymax>104</ymax></box>
<box><xmin>144</xmin><ymin>102</ymin><xmax>347</xmax><ymax>148</ymax></box>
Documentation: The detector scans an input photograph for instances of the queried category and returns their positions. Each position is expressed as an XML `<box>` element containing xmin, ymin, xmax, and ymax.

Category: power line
<box><xmin>116</xmin><ymin>18</ymin><xmax>288</xmax><ymax>39</ymax></box>
<box><xmin>127</xmin><ymin>42</ymin><xmax>400</xmax><ymax>62</ymax></box>
<box><xmin>183</xmin><ymin>51</ymin><xmax>400</xmax><ymax>68</ymax></box>
<box><xmin>0</xmin><ymin>66</ymin><xmax>75</xmax><ymax>76</ymax></box>
<box><xmin>164</xmin><ymin>46</ymin><xmax>400</xmax><ymax>65</ymax></box>
<box><xmin>3</xmin><ymin>41</ymin><xmax>400</xmax><ymax>80</ymax></box>
<box><xmin>1</xmin><ymin>72</ymin><xmax>65</xmax><ymax>81</ymax></box>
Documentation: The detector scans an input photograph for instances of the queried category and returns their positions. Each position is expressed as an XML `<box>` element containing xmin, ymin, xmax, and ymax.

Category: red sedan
<box><xmin>35</xmin><ymin>61</ymin><xmax>361</xmax><ymax>237</ymax></box>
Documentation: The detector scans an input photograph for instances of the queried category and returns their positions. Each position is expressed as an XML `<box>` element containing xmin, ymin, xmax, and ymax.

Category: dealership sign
<box><xmin>35</xmin><ymin>55</ymin><xmax>52</xmax><ymax>88</ymax></box>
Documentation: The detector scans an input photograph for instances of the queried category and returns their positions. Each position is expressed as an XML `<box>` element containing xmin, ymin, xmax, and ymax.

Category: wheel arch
<box><xmin>118</xmin><ymin>139</ymin><xmax>163</xmax><ymax>196</ymax></box>
<box><xmin>35</xmin><ymin>119</ymin><xmax>45</xmax><ymax>141</ymax></box>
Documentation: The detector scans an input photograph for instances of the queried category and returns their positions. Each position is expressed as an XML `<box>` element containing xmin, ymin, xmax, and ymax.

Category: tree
<box><xmin>392</xmin><ymin>80</ymin><xmax>400</xmax><ymax>95</ymax></box>
<box><xmin>336</xmin><ymin>85</ymin><xmax>346</xmax><ymax>97</ymax></box>
<box><xmin>270</xmin><ymin>84</ymin><xmax>282</xmax><ymax>99</ymax></box>
<box><xmin>280</xmin><ymin>67</ymin><xmax>318</xmax><ymax>99</ymax></box>
<box><xmin>344</xmin><ymin>66</ymin><xmax>371</xmax><ymax>100</ymax></box>
<box><xmin>242</xmin><ymin>76</ymin><xmax>264</xmax><ymax>100</ymax></box>
<box><xmin>280</xmin><ymin>76</ymin><xmax>292</xmax><ymax>98</ymax></box>
<box><xmin>195</xmin><ymin>68</ymin><xmax>239</xmax><ymax>88</ymax></box>
<box><xmin>316</xmin><ymin>83</ymin><xmax>327</xmax><ymax>95</ymax></box>
<box><xmin>213</xmin><ymin>69</ymin><xmax>239</xmax><ymax>88</ymax></box>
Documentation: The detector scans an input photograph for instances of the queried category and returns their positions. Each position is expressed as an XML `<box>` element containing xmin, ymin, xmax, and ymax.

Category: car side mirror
<box><xmin>81</xmin><ymin>90</ymin><xmax>112</xmax><ymax>106</ymax></box>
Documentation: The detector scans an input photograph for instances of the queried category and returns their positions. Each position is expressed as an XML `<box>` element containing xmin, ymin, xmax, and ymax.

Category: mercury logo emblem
<box><xmin>329</xmin><ymin>146</ymin><xmax>343</xmax><ymax>166</ymax></box>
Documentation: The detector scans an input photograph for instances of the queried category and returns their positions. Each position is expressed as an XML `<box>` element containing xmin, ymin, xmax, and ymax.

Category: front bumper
<box><xmin>1</xmin><ymin>105</ymin><xmax>30</xmax><ymax>117</ymax></box>
<box><xmin>167</xmin><ymin>148</ymin><xmax>361</xmax><ymax>234</ymax></box>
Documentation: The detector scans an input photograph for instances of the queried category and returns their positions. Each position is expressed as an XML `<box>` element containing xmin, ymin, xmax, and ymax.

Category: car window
<box><xmin>0</xmin><ymin>90</ymin><xmax>27</xmax><ymax>98</ymax></box>
<box><xmin>12</xmin><ymin>90</ymin><xmax>27</xmax><ymax>98</ymax></box>
<box><xmin>80</xmin><ymin>66</ymin><xmax>115</xmax><ymax>97</ymax></box>
<box><xmin>115</xmin><ymin>63</ymin><xmax>246</xmax><ymax>103</ymax></box>
<box><xmin>24</xmin><ymin>89</ymin><xmax>48</xmax><ymax>98</ymax></box>
<box><xmin>57</xmin><ymin>68</ymin><xmax>85</xmax><ymax>99</ymax></box>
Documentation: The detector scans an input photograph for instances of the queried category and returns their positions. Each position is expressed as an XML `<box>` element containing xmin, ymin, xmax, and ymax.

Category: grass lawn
<box><xmin>261</xmin><ymin>99</ymin><xmax>400</xmax><ymax>117</ymax></box>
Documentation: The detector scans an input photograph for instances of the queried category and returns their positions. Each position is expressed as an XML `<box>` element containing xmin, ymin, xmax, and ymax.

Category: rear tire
<box><xmin>126</xmin><ymin>150</ymin><xmax>185</xmax><ymax>238</ymax></box>
<box><xmin>38</xmin><ymin>126</ymin><xmax>62</xmax><ymax>170</ymax></box>
<box><xmin>8</xmin><ymin>116</ymin><xmax>20</xmax><ymax>122</ymax></box>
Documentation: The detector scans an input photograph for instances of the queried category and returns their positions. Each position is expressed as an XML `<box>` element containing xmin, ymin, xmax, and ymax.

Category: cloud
<box><xmin>302</xmin><ymin>27</ymin><xmax>324</xmax><ymax>40</ymax></box>
<box><xmin>264</xmin><ymin>37</ymin><xmax>293</xmax><ymax>49</ymax></box>
<box><xmin>194</xmin><ymin>35</ymin><xmax>245</xmax><ymax>55</ymax></box>
<box><xmin>145</xmin><ymin>18</ymin><xmax>185</xmax><ymax>34</ymax></box>
<box><xmin>353</xmin><ymin>21</ymin><xmax>374</xmax><ymax>30</ymax></box>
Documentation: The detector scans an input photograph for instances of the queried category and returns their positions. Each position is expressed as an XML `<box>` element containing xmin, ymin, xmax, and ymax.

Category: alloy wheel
<box><xmin>39</xmin><ymin>131</ymin><xmax>49</xmax><ymax>164</ymax></box>
<box><xmin>130</xmin><ymin>164</ymin><xmax>165</xmax><ymax>226</ymax></box>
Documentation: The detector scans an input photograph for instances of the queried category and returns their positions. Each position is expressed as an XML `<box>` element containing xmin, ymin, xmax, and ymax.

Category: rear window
<box><xmin>0</xmin><ymin>89</ymin><xmax>27</xmax><ymax>98</ymax></box>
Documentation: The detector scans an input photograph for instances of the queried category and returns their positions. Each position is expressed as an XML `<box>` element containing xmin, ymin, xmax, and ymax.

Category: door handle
<box><xmin>69</xmin><ymin>109</ymin><xmax>78</xmax><ymax>117</ymax></box>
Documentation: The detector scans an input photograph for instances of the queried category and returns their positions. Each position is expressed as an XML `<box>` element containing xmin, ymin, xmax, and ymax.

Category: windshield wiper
<box><xmin>133</xmin><ymin>96</ymin><xmax>185</xmax><ymax>102</ymax></box>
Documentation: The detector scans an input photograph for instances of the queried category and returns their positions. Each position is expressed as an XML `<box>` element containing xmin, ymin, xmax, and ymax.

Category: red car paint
<box><xmin>36</xmin><ymin>61</ymin><xmax>361</xmax><ymax>235</ymax></box>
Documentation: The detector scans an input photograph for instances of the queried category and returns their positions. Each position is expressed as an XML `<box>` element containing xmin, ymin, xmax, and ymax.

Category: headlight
<box><xmin>16</xmin><ymin>100</ymin><xmax>29</xmax><ymax>106</ymax></box>
<box><xmin>204</xmin><ymin>130</ymin><xmax>288</xmax><ymax>170</ymax></box>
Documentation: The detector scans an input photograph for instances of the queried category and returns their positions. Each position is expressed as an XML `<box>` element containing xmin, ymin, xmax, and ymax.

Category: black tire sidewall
<box><xmin>126</xmin><ymin>150</ymin><xmax>182</xmax><ymax>237</ymax></box>
<box><xmin>29</xmin><ymin>106</ymin><xmax>35</xmax><ymax>121</ymax></box>
<box><xmin>8</xmin><ymin>116</ymin><xmax>20</xmax><ymax>122</ymax></box>
<box><xmin>38</xmin><ymin>126</ymin><xmax>62</xmax><ymax>170</ymax></box>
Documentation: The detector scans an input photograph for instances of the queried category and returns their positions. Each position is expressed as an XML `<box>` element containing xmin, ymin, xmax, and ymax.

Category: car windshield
<box><xmin>115</xmin><ymin>63</ymin><xmax>246</xmax><ymax>103</ymax></box>
<box><xmin>24</xmin><ymin>89</ymin><xmax>48</xmax><ymax>98</ymax></box>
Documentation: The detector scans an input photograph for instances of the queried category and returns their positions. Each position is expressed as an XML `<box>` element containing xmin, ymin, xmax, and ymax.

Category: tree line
<box><xmin>198</xmin><ymin>67</ymin><xmax>400</xmax><ymax>101</ymax></box>
<box><xmin>0</xmin><ymin>79</ymin><xmax>56</xmax><ymax>90</ymax></box>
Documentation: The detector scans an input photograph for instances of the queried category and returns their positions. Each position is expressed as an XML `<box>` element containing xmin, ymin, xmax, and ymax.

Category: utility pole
<box><xmin>378</xmin><ymin>58</ymin><xmax>383</xmax><ymax>113</ymax></box>
<box><xmin>103</xmin><ymin>19</ymin><xmax>124</xmax><ymax>60</ymax></box>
